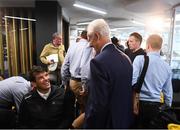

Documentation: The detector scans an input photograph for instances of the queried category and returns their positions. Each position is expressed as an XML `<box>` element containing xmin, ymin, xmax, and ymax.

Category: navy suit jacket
<box><xmin>84</xmin><ymin>43</ymin><xmax>133</xmax><ymax>128</ymax></box>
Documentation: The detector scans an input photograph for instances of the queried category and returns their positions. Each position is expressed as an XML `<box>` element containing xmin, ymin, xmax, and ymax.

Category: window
<box><xmin>171</xmin><ymin>6</ymin><xmax>180</xmax><ymax>79</ymax></box>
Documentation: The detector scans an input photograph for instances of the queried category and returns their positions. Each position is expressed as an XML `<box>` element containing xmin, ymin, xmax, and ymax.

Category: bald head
<box><xmin>146</xmin><ymin>34</ymin><xmax>163</xmax><ymax>51</ymax></box>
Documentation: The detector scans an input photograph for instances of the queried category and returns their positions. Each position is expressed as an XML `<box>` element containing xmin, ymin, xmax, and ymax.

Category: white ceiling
<box><xmin>58</xmin><ymin>0</ymin><xmax>180</xmax><ymax>28</ymax></box>
<box><xmin>0</xmin><ymin>0</ymin><xmax>180</xmax><ymax>29</ymax></box>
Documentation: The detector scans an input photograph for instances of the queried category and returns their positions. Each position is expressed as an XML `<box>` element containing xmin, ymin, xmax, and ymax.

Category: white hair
<box><xmin>52</xmin><ymin>32</ymin><xmax>61</xmax><ymax>39</ymax></box>
<box><xmin>87</xmin><ymin>19</ymin><xmax>110</xmax><ymax>37</ymax></box>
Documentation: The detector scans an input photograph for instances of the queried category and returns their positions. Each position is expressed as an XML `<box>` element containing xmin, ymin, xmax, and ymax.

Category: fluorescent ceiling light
<box><xmin>77</xmin><ymin>27</ymin><xmax>86</xmax><ymax>30</ymax></box>
<box><xmin>4</xmin><ymin>15</ymin><xmax>36</xmax><ymax>21</ymax></box>
<box><xmin>110</xmin><ymin>27</ymin><xmax>134</xmax><ymax>31</ymax></box>
<box><xmin>131</xmin><ymin>19</ymin><xmax>145</xmax><ymax>26</ymax></box>
<box><xmin>76</xmin><ymin>22</ymin><xmax>90</xmax><ymax>25</ymax></box>
<box><xmin>73</xmin><ymin>1</ymin><xmax>107</xmax><ymax>15</ymax></box>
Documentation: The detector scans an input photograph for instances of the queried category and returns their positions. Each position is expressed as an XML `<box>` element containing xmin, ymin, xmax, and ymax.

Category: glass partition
<box><xmin>171</xmin><ymin>6</ymin><xmax>180</xmax><ymax>79</ymax></box>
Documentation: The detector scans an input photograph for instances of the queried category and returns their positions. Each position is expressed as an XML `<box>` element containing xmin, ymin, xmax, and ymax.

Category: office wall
<box><xmin>35</xmin><ymin>1</ymin><xmax>62</xmax><ymax>65</ymax></box>
<box><xmin>0</xmin><ymin>8</ymin><xmax>35</xmax><ymax>77</ymax></box>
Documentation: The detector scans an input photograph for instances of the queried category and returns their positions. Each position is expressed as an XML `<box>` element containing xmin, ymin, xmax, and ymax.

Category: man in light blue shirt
<box><xmin>61</xmin><ymin>31</ymin><xmax>92</xmax><ymax>85</ymax></box>
<box><xmin>132</xmin><ymin>34</ymin><xmax>173</xmax><ymax>128</ymax></box>
<box><xmin>0</xmin><ymin>76</ymin><xmax>31</xmax><ymax>112</ymax></box>
<box><xmin>0</xmin><ymin>76</ymin><xmax>32</xmax><ymax>128</ymax></box>
<box><xmin>61</xmin><ymin>30</ymin><xmax>94</xmax><ymax>128</ymax></box>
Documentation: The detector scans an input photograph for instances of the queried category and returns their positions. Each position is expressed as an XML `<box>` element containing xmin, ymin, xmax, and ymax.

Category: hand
<box><xmin>133</xmin><ymin>93</ymin><xmax>140</xmax><ymax>115</ymax></box>
<box><xmin>71</xmin><ymin>113</ymin><xmax>85</xmax><ymax>129</ymax></box>
<box><xmin>48</xmin><ymin>60</ymin><xmax>54</xmax><ymax>65</ymax></box>
<box><xmin>79</xmin><ymin>85</ymin><xmax>87</xmax><ymax>96</ymax></box>
<box><xmin>133</xmin><ymin>100</ymin><xmax>139</xmax><ymax>115</ymax></box>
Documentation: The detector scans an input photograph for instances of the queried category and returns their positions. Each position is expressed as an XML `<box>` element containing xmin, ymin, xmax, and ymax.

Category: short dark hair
<box><xmin>29</xmin><ymin>66</ymin><xmax>48</xmax><ymax>82</ymax></box>
<box><xmin>111</xmin><ymin>36</ymin><xmax>119</xmax><ymax>45</ymax></box>
<box><xmin>130</xmin><ymin>32</ymin><xmax>142</xmax><ymax>44</ymax></box>
<box><xmin>81</xmin><ymin>30</ymin><xmax>87</xmax><ymax>39</ymax></box>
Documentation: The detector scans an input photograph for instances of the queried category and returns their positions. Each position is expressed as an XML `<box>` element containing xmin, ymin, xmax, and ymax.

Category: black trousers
<box><xmin>0</xmin><ymin>108</ymin><xmax>16</xmax><ymax>128</ymax></box>
<box><xmin>49</xmin><ymin>68</ymin><xmax>61</xmax><ymax>86</ymax></box>
<box><xmin>138</xmin><ymin>101</ymin><xmax>161</xmax><ymax>128</ymax></box>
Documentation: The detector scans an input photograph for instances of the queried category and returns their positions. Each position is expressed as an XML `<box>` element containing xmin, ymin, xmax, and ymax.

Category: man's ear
<box><xmin>146</xmin><ymin>43</ymin><xmax>150</xmax><ymax>51</ymax></box>
<box><xmin>31</xmin><ymin>82</ymin><xmax>37</xmax><ymax>88</ymax></box>
<box><xmin>94</xmin><ymin>32</ymin><xmax>100</xmax><ymax>41</ymax></box>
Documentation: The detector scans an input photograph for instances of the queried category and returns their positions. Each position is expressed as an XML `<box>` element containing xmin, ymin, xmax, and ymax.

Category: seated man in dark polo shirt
<box><xmin>18</xmin><ymin>66</ymin><xmax>75</xmax><ymax>128</ymax></box>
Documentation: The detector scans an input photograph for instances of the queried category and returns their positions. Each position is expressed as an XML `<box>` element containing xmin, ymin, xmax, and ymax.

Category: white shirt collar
<box><xmin>79</xmin><ymin>38</ymin><xmax>88</xmax><ymax>43</ymax></box>
<box><xmin>100</xmin><ymin>42</ymin><xmax>112</xmax><ymax>53</ymax></box>
<box><xmin>37</xmin><ymin>88</ymin><xmax>51</xmax><ymax>100</ymax></box>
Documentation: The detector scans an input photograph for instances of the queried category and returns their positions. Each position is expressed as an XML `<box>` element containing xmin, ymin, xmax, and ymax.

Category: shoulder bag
<box><xmin>133</xmin><ymin>54</ymin><xmax>149</xmax><ymax>115</ymax></box>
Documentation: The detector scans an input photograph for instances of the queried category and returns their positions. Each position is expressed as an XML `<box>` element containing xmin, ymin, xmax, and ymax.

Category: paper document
<box><xmin>46</xmin><ymin>54</ymin><xmax>58</xmax><ymax>62</ymax></box>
